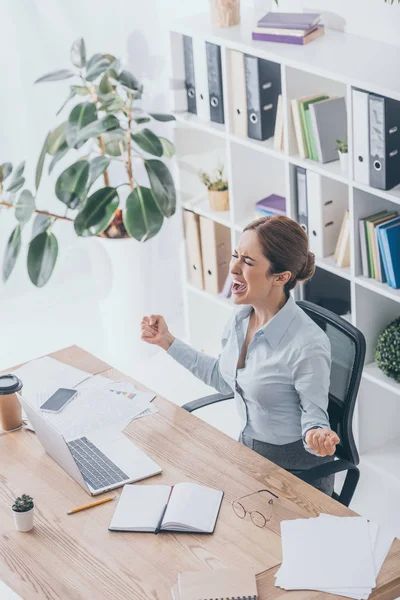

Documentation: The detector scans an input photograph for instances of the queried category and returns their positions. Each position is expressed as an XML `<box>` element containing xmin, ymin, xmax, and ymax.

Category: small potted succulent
<box><xmin>336</xmin><ymin>139</ymin><xmax>348</xmax><ymax>172</ymax></box>
<box><xmin>12</xmin><ymin>494</ymin><xmax>35</xmax><ymax>532</ymax></box>
<box><xmin>375</xmin><ymin>317</ymin><xmax>400</xmax><ymax>382</ymax></box>
<box><xmin>199</xmin><ymin>165</ymin><xmax>229</xmax><ymax>212</ymax></box>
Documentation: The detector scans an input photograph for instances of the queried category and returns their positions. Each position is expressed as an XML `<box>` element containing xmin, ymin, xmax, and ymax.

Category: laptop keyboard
<box><xmin>67</xmin><ymin>436</ymin><xmax>129</xmax><ymax>491</ymax></box>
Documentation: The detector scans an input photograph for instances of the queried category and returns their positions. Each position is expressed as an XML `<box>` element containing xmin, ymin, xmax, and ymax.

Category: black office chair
<box><xmin>182</xmin><ymin>300</ymin><xmax>366</xmax><ymax>507</ymax></box>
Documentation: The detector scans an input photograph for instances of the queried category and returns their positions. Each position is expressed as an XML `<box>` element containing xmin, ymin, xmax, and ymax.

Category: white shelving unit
<box><xmin>169</xmin><ymin>14</ymin><xmax>400</xmax><ymax>488</ymax></box>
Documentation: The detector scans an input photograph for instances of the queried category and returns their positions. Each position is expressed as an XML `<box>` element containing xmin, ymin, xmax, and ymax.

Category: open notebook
<box><xmin>109</xmin><ymin>483</ymin><xmax>224</xmax><ymax>533</ymax></box>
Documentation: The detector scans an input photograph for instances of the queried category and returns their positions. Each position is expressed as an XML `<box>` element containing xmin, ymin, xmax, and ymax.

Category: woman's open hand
<box><xmin>141</xmin><ymin>314</ymin><xmax>175</xmax><ymax>351</ymax></box>
<box><xmin>305</xmin><ymin>428</ymin><xmax>340</xmax><ymax>457</ymax></box>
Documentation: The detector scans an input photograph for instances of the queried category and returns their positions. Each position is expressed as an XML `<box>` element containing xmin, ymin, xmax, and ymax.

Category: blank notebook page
<box><xmin>109</xmin><ymin>485</ymin><xmax>170</xmax><ymax>531</ymax></box>
<box><xmin>162</xmin><ymin>482</ymin><xmax>223</xmax><ymax>532</ymax></box>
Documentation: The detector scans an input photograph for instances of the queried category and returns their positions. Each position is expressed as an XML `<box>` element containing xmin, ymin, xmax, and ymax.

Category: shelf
<box><xmin>289</xmin><ymin>154</ymin><xmax>349</xmax><ymax>185</ymax></box>
<box><xmin>228</xmin><ymin>132</ymin><xmax>284</xmax><ymax>159</ymax></box>
<box><xmin>186</xmin><ymin>283</ymin><xmax>234</xmax><ymax>310</ymax></box>
<box><xmin>363</xmin><ymin>362</ymin><xmax>400</xmax><ymax>397</ymax></box>
<box><xmin>182</xmin><ymin>194</ymin><xmax>232</xmax><ymax>229</ymax></box>
<box><xmin>315</xmin><ymin>255</ymin><xmax>352</xmax><ymax>281</ymax></box>
<box><xmin>362</xmin><ymin>437</ymin><xmax>400</xmax><ymax>486</ymax></box>
<box><xmin>171</xmin><ymin>14</ymin><xmax>400</xmax><ymax>101</ymax></box>
<box><xmin>175</xmin><ymin>111</ymin><xmax>227</xmax><ymax>139</ymax></box>
<box><xmin>355</xmin><ymin>276</ymin><xmax>400</xmax><ymax>304</ymax></box>
<box><xmin>353</xmin><ymin>180</ymin><xmax>400</xmax><ymax>207</ymax></box>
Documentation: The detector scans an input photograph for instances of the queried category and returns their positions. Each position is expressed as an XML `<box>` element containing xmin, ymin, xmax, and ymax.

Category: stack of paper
<box><xmin>12</xmin><ymin>357</ymin><xmax>158</xmax><ymax>437</ymax></box>
<box><xmin>276</xmin><ymin>514</ymin><xmax>395</xmax><ymax>599</ymax></box>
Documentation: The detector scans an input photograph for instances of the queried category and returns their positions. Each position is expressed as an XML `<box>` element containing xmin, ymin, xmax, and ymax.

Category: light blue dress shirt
<box><xmin>167</xmin><ymin>295</ymin><xmax>331</xmax><ymax>451</ymax></box>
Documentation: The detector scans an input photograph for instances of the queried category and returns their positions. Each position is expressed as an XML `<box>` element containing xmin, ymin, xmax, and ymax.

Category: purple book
<box><xmin>252</xmin><ymin>25</ymin><xmax>324</xmax><ymax>46</ymax></box>
<box><xmin>257</xmin><ymin>11</ymin><xmax>321</xmax><ymax>30</ymax></box>
<box><xmin>255</xmin><ymin>194</ymin><xmax>286</xmax><ymax>216</ymax></box>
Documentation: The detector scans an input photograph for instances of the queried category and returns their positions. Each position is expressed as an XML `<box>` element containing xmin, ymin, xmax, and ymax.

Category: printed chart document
<box><xmin>12</xmin><ymin>357</ymin><xmax>157</xmax><ymax>437</ymax></box>
<box><xmin>109</xmin><ymin>483</ymin><xmax>224</xmax><ymax>533</ymax></box>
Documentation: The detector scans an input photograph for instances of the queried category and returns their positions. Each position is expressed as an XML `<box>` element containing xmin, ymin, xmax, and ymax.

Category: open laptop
<box><xmin>20</xmin><ymin>396</ymin><xmax>162</xmax><ymax>496</ymax></box>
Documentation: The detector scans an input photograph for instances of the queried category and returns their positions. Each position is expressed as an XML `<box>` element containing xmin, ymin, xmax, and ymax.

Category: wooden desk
<box><xmin>1</xmin><ymin>346</ymin><xmax>399</xmax><ymax>600</ymax></box>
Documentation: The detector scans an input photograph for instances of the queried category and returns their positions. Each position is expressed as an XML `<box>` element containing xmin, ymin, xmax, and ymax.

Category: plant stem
<box><xmin>126</xmin><ymin>94</ymin><xmax>135</xmax><ymax>191</ymax></box>
<box><xmin>84</xmin><ymin>78</ymin><xmax>111</xmax><ymax>187</ymax></box>
<box><xmin>0</xmin><ymin>200</ymin><xmax>73</xmax><ymax>223</ymax></box>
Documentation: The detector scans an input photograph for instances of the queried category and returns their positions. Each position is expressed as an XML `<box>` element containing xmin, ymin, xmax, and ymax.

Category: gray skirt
<box><xmin>241</xmin><ymin>433</ymin><xmax>334</xmax><ymax>496</ymax></box>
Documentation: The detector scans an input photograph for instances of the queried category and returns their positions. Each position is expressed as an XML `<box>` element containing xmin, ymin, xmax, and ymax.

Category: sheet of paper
<box><xmin>277</xmin><ymin>516</ymin><xmax>376</xmax><ymax>589</ymax></box>
<box><xmin>0</xmin><ymin>580</ymin><xmax>24</xmax><ymax>599</ymax></box>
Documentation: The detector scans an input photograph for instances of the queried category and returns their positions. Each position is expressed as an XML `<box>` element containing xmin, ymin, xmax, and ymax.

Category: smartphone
<box><xmin>40</xmin><ymin>388</ymin><xmax>78</xmax><ymax>413</ymax></box>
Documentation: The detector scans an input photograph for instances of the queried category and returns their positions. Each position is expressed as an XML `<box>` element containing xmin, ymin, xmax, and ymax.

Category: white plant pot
<box><xmin>13</xmin><ymin>507</ymin><xmax>34</xmax><ymax>532</ymax></box>
<box><xmin>86</xmin><ymin>222</ymin><xmax>183</xmax><ymax>372</ymax></box>
<box><xmin>338</xmin><ymin>150</ymin><xmax>348</xmax><ymax>173</ymax></box>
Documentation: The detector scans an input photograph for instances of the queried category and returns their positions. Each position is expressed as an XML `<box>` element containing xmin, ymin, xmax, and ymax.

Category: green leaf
<box><xmin>74</xmin><ymin>187</ymin><xmax>119</xmax><ymax>236</ymax></box>
<box><xmin>56</xmin><ymin>89</ymin><xmax>76</xmax><ymax>116</ymax></box>
<box><xmin>35</xmin><ymin>69</ymin><xmax>74</xmax><ymax>83</ymax></box>
<box><xmin>75</xmin><ymin>114</ymin><xmax>119</xmax><ymax>145</ymax></box>
<box><xmin>145</xmin><ymin>159</ymin><xmax>176</xmax><ymax>218</ymax></box>
<box><xmin>0</xmin><ymin>163</ymin><xmax>12</xmax><ymax>183</ymax></box>
<box><xmin>99</xmin><ymin>72</ymin><xmax>113</xmax><ymax>94</ymax></box>
<box><xmin>2</xmin><ymin>225</ymin><xmax>21</xmax><ymax>282</ymax></box>
<box><xmin>32</xmin><ymin>214</ymin><xmax>53</xmax><ymax>239</ymax></box>
<box><xmin>123</xmin><ymin>186</ymin><xmax>163</xmax><ymax>242</ymax></box>
<box><xmin>149</xmin><ymin>113</ymin><xmax>176</xmax><ymax>122</ymax></box>
<box><xmin>6</xmin><ymin>161</ymin><xmax>25</xmax><ymax>192</ymax></box>
<box><xmin>134</xmin><ymin>117</ymin><xmax>150</xmax><ymax>124</ymax></box>
<box><xmin>66</xmin><ymin>102</ymin><xmax>97</xmax><ymax>148</ymax></box>
<box><xmin>15</xmin><ymin>190</ymin><xmax>35</xmax><ymax>225</ymax></box>
<box><xmin>70</xmin><ymin>37</ymin><xmax>86</xmax><ymax>68</ymax></box>
<box><xmin>131</xmin><ymin>129</ymin><xmax>163</xmax><ymax>157</ymax></box>
<box><xmin>48</xmin><ymin>142</ymin><xmax>69</xmax><ymax>174</ymax></box>
<box><xmin>71</xmin><ymin>85</ymin><xmax>90</xmax><ymax>96</ymax></box>
<box><xmin>102</xmin><ymin>129</ymin><xmax>127</xmax><ymax>156</ymax></box>
<box><xmin>36</xmin><ymin>133</ymin><xmax>49</xmax><ymax>191</ymax></box>
<box><xmin>86</xmin><ymin>54</ymin><xmax>111</xmax><ymax>82</ymax></box>
<box><xmin>55</xmin><ymin>160</ymin><xmax>90</xmax><ymax>209</ymax></box>
<box><xmin>47</xmin><ymin>122</ymin><xmax>67</xmax><ymax>156</ymax></box>
<box><xmin>88</xmin><ymin>156</ymin><xmax>110</xmax><ymax>187</ymax></box>
<box><xmin>27</xmin><ymin>231</ymin><xmax>58</xmax><ymax>287</ymax></box>
<box><xmin>119</xmin><ymin>70</ymin><xmax>141</xmax><ymax>91</ymax></box>
<box><xmin>159</xmin><ymin>137</ymin><xmax>175</xmax><ymax>158</ymax></box>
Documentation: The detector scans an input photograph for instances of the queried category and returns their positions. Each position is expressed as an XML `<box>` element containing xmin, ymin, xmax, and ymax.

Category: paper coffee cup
<box><xmin>0</xmin><ymin>375</ymin><xmax>23</xmax><ymax>431</ymax></box>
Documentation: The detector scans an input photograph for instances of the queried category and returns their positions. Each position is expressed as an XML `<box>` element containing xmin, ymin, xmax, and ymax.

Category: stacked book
<box><xmin>359</xmin><ymin>210</ymin><xmax>400</xmax><ymax>288</ymax></box>
<box><xmin>292</xmin><ymin>94</ymin><xmax>347</xmax><ymax>163</ymax></box>
<box><xmin>252</xmin><ymin>12</ymin><xmax>325</xmax><ymax>45</ymax></box>
<box><xmin>254</xmin><ymin>193</ymin><xmax>286</xmax><ymax>218</ymax></box>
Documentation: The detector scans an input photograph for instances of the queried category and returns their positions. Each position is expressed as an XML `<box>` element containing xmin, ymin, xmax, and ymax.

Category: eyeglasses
<box><xmin>231</xmin><ymin>489</ymin><xmax>279</xmax><ymax>528</ymax></box>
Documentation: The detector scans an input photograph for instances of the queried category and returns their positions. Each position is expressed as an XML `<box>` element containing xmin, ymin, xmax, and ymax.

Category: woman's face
<box><xmin>230</xmin><ymin>230</ymin><xmax>288</xmax><ymax>305</ymax></box>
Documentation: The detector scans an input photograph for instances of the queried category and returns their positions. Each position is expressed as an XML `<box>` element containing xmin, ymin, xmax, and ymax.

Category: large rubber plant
<box><xmin>0</xmin><ymin>37</ymin><xmax>176</xmax><ymax>287</ymax></box>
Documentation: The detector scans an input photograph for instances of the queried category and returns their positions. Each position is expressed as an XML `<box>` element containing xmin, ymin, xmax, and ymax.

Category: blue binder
<box><xmin>376</xmin><ymin>216</ymin><xmax>400</xmax><ymax>285</ymax></box>
<box><xmin>378</xmin><ymin>218</ymin><xmax>400</xmax><ymax>288</ymax></box>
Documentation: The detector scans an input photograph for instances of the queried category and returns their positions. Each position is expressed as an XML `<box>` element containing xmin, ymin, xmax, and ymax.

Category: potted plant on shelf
<box><xmin>0</xmin><ymin>36</ymin><xmax>176</xmax><ymax>288</ymax></box>
<box><xmin>336</xmin><ymin>139</ymin><xmax>348</xmax><ymax>172</ymax></box>
<box><xmin>199</xmin><ymin>165</ymin><xmax>229</xmax><ymax>212</ymax></box>
<box><xmin>12</xmin><ymin>494</ymin><xmax>34</xmax><ymax>532</ymax></box>
<box><xmin>375</xmin><ymin>318</ymin><xmax>400</xmax><ymax>382</ymax></box>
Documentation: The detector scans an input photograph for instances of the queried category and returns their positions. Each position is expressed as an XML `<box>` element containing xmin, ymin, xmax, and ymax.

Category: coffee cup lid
<box><xmin>0</xmin><ymin>375</ymin><xmax>23</xmax><ymax>394</ymax></box>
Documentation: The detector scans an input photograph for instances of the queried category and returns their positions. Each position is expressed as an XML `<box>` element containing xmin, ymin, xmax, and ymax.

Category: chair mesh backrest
<box><xmin>297</xmin><ymin>302</ymin><xmax>365</xmax><ymax>465</ymax></box>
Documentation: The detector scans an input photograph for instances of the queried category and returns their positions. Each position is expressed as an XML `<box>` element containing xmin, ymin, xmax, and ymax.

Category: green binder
<box><xmin>299</xmin><ymin>95</ymin><xmax>329</xmax><ymax>159</ymax></box>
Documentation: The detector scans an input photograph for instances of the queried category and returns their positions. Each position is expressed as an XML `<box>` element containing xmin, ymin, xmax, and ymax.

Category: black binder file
<box><xmin>206</xmin><ymin>42</ymin><xmax>224</xmax><ymax>124</ymax></box>
<box><xmin>244</xmin><ymin>55</ymin><xmax>281</xmax><ymax>141</ymax></box>
<box><xmin>183</xmin><ymin>35</ymin><xmax>197</xmax><ymax>114</ymax></box>
<box><xmin>369</xmin><ymin>94</ymin><xmax>400</xmax><ymax>190</ymax></box>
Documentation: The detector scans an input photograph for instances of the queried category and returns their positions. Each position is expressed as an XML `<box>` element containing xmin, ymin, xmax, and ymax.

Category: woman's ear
<box><xmin>273</xmin><ymin>271</ymin><xmax>292</xmax><ymax>288</ymax></box>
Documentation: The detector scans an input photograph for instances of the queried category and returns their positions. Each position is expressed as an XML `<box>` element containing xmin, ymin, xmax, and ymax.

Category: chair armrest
<box><xmin>297</xmin><ymin>458</ymin><xmax>360</xmax><ymax>507</ymax></box>
<box><xmin>182</xmin><ymin>393</ymin><xmax>234</xmax><ymax>413</ymax></box>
